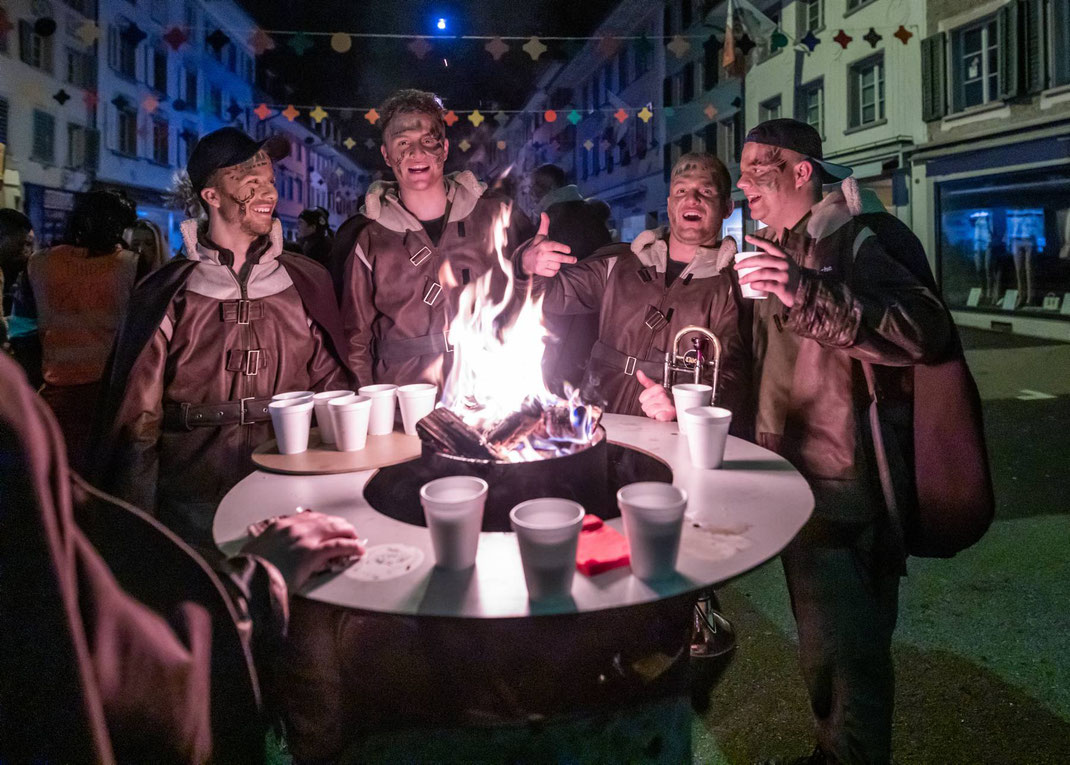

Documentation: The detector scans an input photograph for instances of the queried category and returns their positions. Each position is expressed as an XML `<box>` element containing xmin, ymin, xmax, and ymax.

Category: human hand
<box><xmin>737</xmin><ymin>235</ymin><xmax>802</xmax><ymax>307</ymax></box>
<box><xmin>636</xmin><ymin>369</ymin><xmax>676</xmax><ymax>422</ymax></box>
<box><xmin>520</xmin><ymin>213</ymin><xmax>576</xmax><ymax>277</ymax></box>
<box><xmin>240</xmin><ymin>509</ymin><xmax>365</xmax><ymax>591</ymax></box>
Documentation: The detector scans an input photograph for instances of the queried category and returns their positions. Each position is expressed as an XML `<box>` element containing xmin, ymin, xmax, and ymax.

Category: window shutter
<box><xmin>921</xmin><ymin>33</ymin><xmax>947</xmax><ymax>121</ymax></box>
<box><xmin>85</xmin><ymin>129</ymin><xmax>100</xmax><ymax>172</ymax></box>
<box><xmin>1056</xmin><ymin>0</ymin><xmax>1070</xmax><ymax>86</ymax></box>
<box><xmin>997</xmin><ymin>2</ymin><xmax>1019</xmax><ymax>99</ymax></box>
<box><xmin>1019</xmin><ymin>0</ymin><xmax>1045</xmax><ymax>93</ymax></box>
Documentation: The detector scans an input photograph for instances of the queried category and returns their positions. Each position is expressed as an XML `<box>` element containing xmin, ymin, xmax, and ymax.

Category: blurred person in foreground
<box><xmin>0</xmin><ymin>352</ymin><xmax>364</xmax><ymax>764</ymax></box>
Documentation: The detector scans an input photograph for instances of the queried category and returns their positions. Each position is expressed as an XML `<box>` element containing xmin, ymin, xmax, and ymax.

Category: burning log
<box><xmin>416</xmin><ymin>408</ymin><xmax>496</xmax><ymax>460</ymax></box>
<box><xmin>485</xmin><ymin>398</ymin><xmax>544</xmax><ymax>452</ymax></box>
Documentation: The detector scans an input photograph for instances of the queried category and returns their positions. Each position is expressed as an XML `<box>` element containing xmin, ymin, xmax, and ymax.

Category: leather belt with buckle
<box><xmin>220</xmin><ymin>299</ymin><xmax>264</xmax><ymax>324</ymax></box>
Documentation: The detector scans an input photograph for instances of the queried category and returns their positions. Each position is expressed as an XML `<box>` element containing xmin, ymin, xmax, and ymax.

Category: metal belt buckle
<box><xmin>239</xmin><ymin>397</ymin><xmax>255</xmax><ymax>426</ymax></box>
<box><xmin>624</xmin><ymin>356</ymin><xmax>638</xmax><ymax>376</ymax></box>
<box><xmin>237</xmin><ymin>299</ymin><xmax>251</xmax><ymax>325</ymax></box>
<box><xmin>410</xmin><ymin>246</ymin><xmax>433</xmax><ymax>266</ymax></box>
<box><xmin>423</xmin><ymin>281</ymin><xmax>442</xmax><ymax>306</ymax></box>
<box><xmin>644</xmin><ymin>308</ymin><xmax>668</xmax><ymax>331</ymax></box>
<box><xmin>244</xmin><ymin>349</ymin><xmax>261</xmax><ymax>376</ymax></box>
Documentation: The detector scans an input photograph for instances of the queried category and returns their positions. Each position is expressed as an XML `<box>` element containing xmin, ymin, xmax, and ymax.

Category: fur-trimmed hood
<box><xmin>765</xmin><ymin>176</ymin><xmax>886</xmax><ymax>243</ymax></box>
<box><xmin>360</xmin><ymin>171</ymin><xmax>487</xmax><ymax>233</ymax></box>
<box><xmin>629</xmin><ymin>227</ymin><xmax>737</xmax><ymax>279</ymax></box>
<box><xmin>179</xmin><ymin>218</ymin><xmax>284</xmax><ymax>265</ymax></box>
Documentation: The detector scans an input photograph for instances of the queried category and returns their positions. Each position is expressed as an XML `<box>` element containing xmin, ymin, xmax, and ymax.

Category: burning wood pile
<box><xmin>418</xmin><ymin>398</ymin><xmax>604</xmax><ymax>462</ymax></box>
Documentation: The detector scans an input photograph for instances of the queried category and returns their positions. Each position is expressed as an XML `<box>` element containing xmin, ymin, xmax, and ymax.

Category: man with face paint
<box><xmin>330</xmin><ymin>89</ymin><xmax>536</xmax><ymax>388</ymax></box>
<box><xmin>93</xmin><ymin>127</ymin><xmax>351</xmax><ymax>549</ymax></box>
<box><xmin>520</xmin><ymin>152</ymin><xmax>751</xmax><ymax>426</ymax></box>
<box><xmin>736</xmin><ymin>119</ymin><xmax>952</xmax><ymax>765</ymax></box>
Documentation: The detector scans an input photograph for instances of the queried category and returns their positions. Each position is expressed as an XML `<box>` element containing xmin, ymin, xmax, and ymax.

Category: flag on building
<box><xmin>722</xmin><ymin>0</ymin><xmax>742</xmax><ymax>78</ymax></box>
<box><xmin>722</xmin><ymin>0</ymin><xmax>781</xmax><ymax>78</ymax></box>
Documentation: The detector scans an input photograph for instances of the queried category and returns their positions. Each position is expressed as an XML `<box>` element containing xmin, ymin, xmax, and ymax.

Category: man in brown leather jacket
<box><xmin>330</xmin><ymin>89</ymin><xmax>535</xmax><ymax>388</ymax></box>
<box><xmin>521</xmin><ymin>153</ymin><xmax>750</xmax><ymax>426</ymax></box>
<box><xmin>736</xmin><ymin>120</ymin><xmax>951</xmax><ymax>765</ymax></box>
<box><xmin>94</xmin><ymin>128</ymin><xmax>350</xmax><ymax>549</ymax></box>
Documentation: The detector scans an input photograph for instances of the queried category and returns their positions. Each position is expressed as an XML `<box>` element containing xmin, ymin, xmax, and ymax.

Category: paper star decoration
<box><xmin>894</xmin><ymin>25</ymin><xmax>914</xmax><ymax>45</ymax></box>
<box><xmin>227</xmin><ymin>101</ymin><xmax>244</xmax><ymax>121</ymax></box>
<box><xmin>53</xmin><ymin>89</ymin><xmax>70</xmax><ymax>105</ymax></box>
<box><xmin>770</xmin><ymin>30</ymin><xmax>789</xmax><ymax>51</ymax></box>
<box><xmin>408</xmin><ymin>37</ymin><xmax>432</xmax><ymax>59</ymax></box>
<box><xmin>485</xmin><ymin>37</ymin><xmax>509</xmax><ymax>61</ymax></box>
<box><xmin>863</xmin><ymin>27</ymin><xmax>883</xmax><ymax>48</ymax></box>
<box><xmin>458</xmin><ymin>139</ymin><xmax>472</xmax><ymax>153</ymax></box>
<box><xmin>34</xmin><ymin>17</ymin><xmax>57</xmax><ymax>37</ymax></box>
<box><xmin>614</xmin><ymin>108</ymin><xmax>629</xmax><ymax>124</ymax></box>
<box><xmin>158</xmin><ymin>26</ymin><xmax>185</xmax><ymax>51</ymax></box>
<box><xmin>730</xmin><ymin>96</ymin><xmax>742</xmax><ymax>108</ymax></box>
<box><xmin>249</xmin><ymin>28</ymin><xmax>275</xmax><ymax>55</ymax></box>
<box><xmin>544</xmin><ymin>109</ymin><xmax>557</xmax><ymax>123</ymax></box>
<box><xmin>637</xmin><ymin>106</ymin><xmax>653</xmax><ymax>123</ymax></box>
<box><xmin>335</xmin><ymin>167</ymin><xmax>344</xmax><ymax>177</ymax></box>
<box><xmin>800</xmin><ymin>30</ymin><xmax>821</xmax><ymax>52</ymax></box>
<box><xmin>143</xmin><ymin>94</ymin><xmax>160</xmax><ymax>113</ymax></box>
<box><xmin>343</xmin><ymin>137</ymin><xmax>356</xmax><ymax>150</ymax></box>
<box><xmin>666</xmin><ymin>35</ymin><xmax>691</xmax><ymax>59</ymax></box>
<box><xmin>111</xmin><ymin>94</ymin><xmax>129</xmax><ymax>109</ymax></box>
<box><xmin>76</xmin><ymin>20</ymin><xmax>100</xmax><ymax>46</ymax></box>
<box><xmin>704</xmin><ymin>103</ymin><xmax>718</xmax><ymax>120</ymax></box>
<box><xmin>121</xmin><ymin>22</ymin><xmax>147</xmax><ymax>46</ymax></box>
<box><xmin>443</xmin><ymin>110</ymin><xmax>459</xmax><ymax>126</ymax></box>
<box><xmin>468</xmin><ymin>109</ymin><xmax>485</xmax><ymax>127</ymax></box>
<box><xmin>737</xmin><ymin>34</ymin><xmax>756</xmax><ymax>56</ymax></box>
<box><xmin>288</xmin><ymin>32</ymin><xmax>313</xmax><ymax>56</ymax></box>
<box><xmin>309</xmin><ymin>105</ymin><xmax>328</xmax><ymax>124</ymax></box>
<box><xmin>83</xmin><ymin>90</ymin><xmax>99</xmax><ymax>108</ymax></box>
<box><xmin>206</xmin><ymin>28</ymin><xmax>229</xmax><ymax>53</ymax></box>
<box><xmin>331</xmin><ymin>33</ymin><xmax>351</xmax><ymax>53</ymax></box>
<box><xmin>497</xmin><ymin>140</ymin><xmax>507</xmax><ymax>150</ymax></box>
<box><xmin>364</xmin><ymin>108</ymin><xmax>380</xmax><ymax>124</ymax></box>
<box><xmin>364</xmin><ymin>138</ymin><xmax>377</xmax><ymax>149</ymax></box>
<box><xmin>282</xmin><ymin>104</ymin><xmax>299</xmax><ymax>121</ymax></box>
<box><xmin>254</xmin><ymin>103</ymin><xmax>273</xmax><ymax>120</ymax></box>
<box><xmin>583</xmin><ymin>139</ymin><xmax>594</xmax><ymax>151</ymax></box>
<box><xmin>567</xmin><ymin>109</ymin><xmax>582</xmax><ymax>125</ymax></box>
<box><xmin>833</xmin><ymin>29</ymin><xmax>852</xmax><ymax>49</ymax></box>
<box><xmin>522</xmin><ymin>36</ymin><xmax>547</xmax><ymax>61</ymax></box>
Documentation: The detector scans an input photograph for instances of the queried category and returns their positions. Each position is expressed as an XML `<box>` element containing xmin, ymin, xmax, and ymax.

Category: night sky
<box><xmin>240</xmin><ymin>0</ymin><xmax>612</xmax><ymax>173</ymax></box>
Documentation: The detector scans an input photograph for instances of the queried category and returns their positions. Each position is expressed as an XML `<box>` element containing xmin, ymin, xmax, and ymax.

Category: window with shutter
<box><xmin>921</xmin><ymin>33</ymin><xmax>947</xmax><ymax>121</ymax></box>
<box><xmin>1053</xmin><ymin>0</ymin><xmax>1070</xmax><ymax>86</ymax></box>
<box><xmin>32</xmin><ymin>110</ymin><xmax>56</xmax><ymax>163</ymax></box>
<box><xmin>85</xmin><ymin>129</ymin><xmax>99</xmax><ymax>171</ymax></box>
<box><xmin>0</xmin><ymin>98</ymin><xmax>9</xmax><ymax>144</ymax></box>
<box><xmin>997</xmin><ymin>3</ymin><xmax>1019</xmax><ymax>99</ymax></box>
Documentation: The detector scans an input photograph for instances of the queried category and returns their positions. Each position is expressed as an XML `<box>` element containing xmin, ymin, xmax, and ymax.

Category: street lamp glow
<box><xmin>436</xmin><ymin>18</ymin><xmax>447</xmax><ymax>30</ymax></box>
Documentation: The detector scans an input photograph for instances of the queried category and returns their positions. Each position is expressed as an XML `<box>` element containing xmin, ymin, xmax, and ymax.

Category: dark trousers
<box><xmin>781</xmin><ymin>513</ymin><xmax>901</xmax><ymax>765</ymax></box>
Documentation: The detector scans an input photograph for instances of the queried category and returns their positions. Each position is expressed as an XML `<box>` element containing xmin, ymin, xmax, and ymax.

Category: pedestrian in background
<box><xmin>0</xmin><ymin>208</ymin><xmax>35</xmax><ymax>348</ymax></box>
<box><xmin>125</xmin><ymin>218</ymin><xmax>170</xmax><ymax>274</ymax></box>
<box><xmin>297</xmin><ymin>206</ymin><xmax>333</xmax><ymax>268</ymax></box>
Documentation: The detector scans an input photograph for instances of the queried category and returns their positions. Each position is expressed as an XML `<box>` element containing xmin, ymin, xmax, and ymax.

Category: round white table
<box><xmin>214</xmin><ymin>413</ymin><xmax>814</xmax><ymax>617</ymax></box>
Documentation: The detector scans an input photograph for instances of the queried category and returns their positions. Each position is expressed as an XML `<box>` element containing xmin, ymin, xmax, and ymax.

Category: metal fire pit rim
<box><xmin>425</xmin><ymin>424</ymin><xmax>607</xmax><ymax>466</ymax></box>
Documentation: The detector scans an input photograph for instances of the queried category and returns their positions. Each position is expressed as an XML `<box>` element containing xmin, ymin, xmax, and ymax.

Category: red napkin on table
<box><xmin>575</xmin><ymin>514</ymin><xmax>630</xmax><ymax>576</ymax></box>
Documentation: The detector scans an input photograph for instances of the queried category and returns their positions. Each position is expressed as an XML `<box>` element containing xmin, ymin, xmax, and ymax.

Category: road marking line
<box><xmin>1016</xmin><ymin>389</ymin><xmax>1056</xmax><ymax>400</ymax></box>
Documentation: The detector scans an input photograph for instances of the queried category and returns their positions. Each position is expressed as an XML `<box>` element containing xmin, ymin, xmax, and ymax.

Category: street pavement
<box><xmin>694</xmin><ymin>327</ymin><xmax>1070</xmax><ymax>764</ymax></box>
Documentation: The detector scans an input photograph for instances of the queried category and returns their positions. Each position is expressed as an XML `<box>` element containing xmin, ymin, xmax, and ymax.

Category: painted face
<box><xmin>667</xmin><ymin>167</ymin><xmax>730</xmax><ymax>246</ymax></box>
<box><xmin>737</xmin><ymin>143</ymin><xmax>799</xmax><ymax>227</ymax></box>
<box><xmin>381</xmin><ymin>112</ymin><xmax>448</xmax><ymax>191</ymax></box>
<box><xmin>210</xmin><ymin>151</ymin><xmax>278</xmax><ymax>237</ymax></box>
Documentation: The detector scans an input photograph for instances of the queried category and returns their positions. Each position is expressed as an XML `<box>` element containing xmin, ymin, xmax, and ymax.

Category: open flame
<box><xmin>438</xmin><ymin>203</ymin><xmax>600</xmax><ymax>462</ymax></box>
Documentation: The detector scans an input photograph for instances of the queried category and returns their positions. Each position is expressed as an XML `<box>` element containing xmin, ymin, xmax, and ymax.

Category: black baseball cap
<box><xmin>187</xmin><ymin>127</ymin><xmax>290</xmax><ymax>192</ymax></box>
<box><xmin>743</xmin><ymin>118</ymin><xmax>852</xmax><ymax>183</ymax></box>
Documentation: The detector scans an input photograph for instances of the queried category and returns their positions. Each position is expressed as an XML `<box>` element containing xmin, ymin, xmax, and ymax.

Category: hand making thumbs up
<box><xmin>520</xmin><ymin>213</ymin><xmax>577</xmax><ymax>277</ymax></box>
<box><xmin>636</xmin><ymin>369</ymin><xmax>677</xmax><ymax>422</ymax></box>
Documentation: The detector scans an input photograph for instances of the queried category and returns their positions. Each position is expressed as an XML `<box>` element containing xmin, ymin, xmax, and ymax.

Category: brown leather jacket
<box><xmin>751</xmin><ymin>189</ymin><xmax>951</xmax><ymax>518</ymax></box>
<box><xmin>534</xmin><ymin>228</ymin><xmax>751</xmax><ymax>425</ymax></box>
<box><xmin>98</xmin><ymin>219</ymin><xmax>348</xmax><ymax>547</ymax></box>
<box><xmin>331</xmin><ymin>171</ymin><xmax>535</xmax><ymax>388</ymax></box>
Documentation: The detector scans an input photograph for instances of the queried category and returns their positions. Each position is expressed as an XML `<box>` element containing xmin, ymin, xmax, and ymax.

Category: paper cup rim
<box><xmin>328</xmin><ymin>394</ymin><xmax>371</xmax><ymax>409</ymax></box>
<box><xmin>313</xmin><ymin>390</ymin><xmax>354</xmax><ymax>402</ymax></box>
<box><xmin>672</xmin><ymin>383</ymin><xmax>713</xmax><ymax>394</ymax></box>
<box><xmin>358</xmin><ymin>384</ymin><xmax>399</xmax><ymax>395</ymax></box>
<box><xmin>419</xmin><ymin>476</ymin><xmax>489</xmax><ymax>505</ymax></box>
<box><xmin>617</xmin><ymin>481</ymin><xmax>688</xmax><ymax>509</ymax></box>
<box><xmin>509</xmin><ymin>498</ymin><xmax>585</xmax><ymax>530</ymax></box>
<box><xmin>734</xmin><ymin>250</ymin><xmax>764</xmax><ymax>260</ymax></box>
<box><xmin>271</xmin><ymin>390</ymin><xmax>314</xmax><ymax>401</ymax></box>
<box><xmin>397</xmin><ymin>383</ymin><xmax>437</xmax><ymax>396</ymax></box>
<box><xmin>684</xmin><ymin>405</ymin><xmax>733</xmax><ymax>422</ymax></box>
<box><xmin>268</xmin><ymin>399</ymin><xmax>314</xmax><ymax>412</ymax></box>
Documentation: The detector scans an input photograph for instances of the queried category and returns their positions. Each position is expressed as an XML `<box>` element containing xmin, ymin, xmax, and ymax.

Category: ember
<box><xmin>429</xmin><ymin>204</ymin><xmax>602</xmax><ymax>462</ymax></box>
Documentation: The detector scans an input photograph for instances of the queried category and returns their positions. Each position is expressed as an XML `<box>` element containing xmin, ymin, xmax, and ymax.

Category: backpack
<box><xmin>854</xmin><ymin>210</ymin><xmax>995</xmax><ymax>558</ymax></box>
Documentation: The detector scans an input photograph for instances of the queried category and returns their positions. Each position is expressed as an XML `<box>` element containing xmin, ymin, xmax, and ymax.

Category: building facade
<box><xmin>0</xmin><ymin>0</ymin><xmax>100</xmax><ymax>243</ymax></box>
<box><xmin>912</xmin><ymin>0</ymin><xmax>1070</xmax><ymax>340</ymax></box>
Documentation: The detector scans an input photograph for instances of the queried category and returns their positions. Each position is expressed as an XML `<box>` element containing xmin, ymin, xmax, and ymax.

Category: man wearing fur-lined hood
<box><xmin>519</xmin><ymin>152</ymin><xmax>752</xmax><ymax>428</ymax></box>
<box><xmin>92</xmin><ymin>127</ymin><xmax>350</xmax><ymax>549</ymax></box>
<box><xmin>329</xmin><ymin>89</ymin><xmax>536</xmax><ymax>388</ymax></box>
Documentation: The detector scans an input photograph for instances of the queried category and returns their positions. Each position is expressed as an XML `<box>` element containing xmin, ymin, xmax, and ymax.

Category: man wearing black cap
<box><xmin>736</xmin><ymin>119</ymin><xmax>951</xmax><ymax>765</ymax></box>
<box><xmin>93</xmin><ymin>127</ymin><xmax>350</xmax><ymax>549</ymax></box>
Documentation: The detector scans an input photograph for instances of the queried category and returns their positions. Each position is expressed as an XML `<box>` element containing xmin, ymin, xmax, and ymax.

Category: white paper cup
<box><xmin>671</xmin><ymin>383</ymin><xmax>713</xmax><ymax>436</ymax></box>
<box><xmin>397</xmin><ymin>383</ymin><xmax>437</xmax><ymax>436</ymax></box>
<box><xmin>617</xmin><ymin>482</ymin><xmax>688</xmax><ymax>581</ymax></box>
<box><xmin>419</xmin><ymin>476</ymin><xmax>488</xmax><ymax>570</ymax></box>
<box><xmin>682</xmin><ymin>406</ymin><xmax>733</xmax><ymax>469</ymax></box>
<box><xmin>510</xmin><ymin>499</ymin><xmax>585</xmax><ymax>601</ymax></box>
<box><xmin>272</xmin><ymin>390</ymin><xmax>315</xmax><ymax>403</ymax></box>
<box><xmin>358</xmin><ymin>384</ymin><xmax>399</xmax><ymax>435</ymax></box>
<box><xmin>268</xmin><ymin>399</ymin><xmax>314</xmax><ymax>455</ymax></box>
<box><xmin>312</xmin><ymin>390</ymin><xmax>353</xmax><ymax>444</ymax></box>
<box><xmin>328</xmin><ymin>394</ymin><xmax>372</xmax><ymax>452</ymax></box>
<box><xmin>735</xmin><ymin>250</ymin><xmax>768</xmax><ymax>300</ymax></box>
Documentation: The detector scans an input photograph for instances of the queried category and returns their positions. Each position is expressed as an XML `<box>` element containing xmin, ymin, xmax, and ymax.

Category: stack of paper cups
<box><xmin>312</xmin><ymin>390</ymin><xmax>353</xmax><ymax>444</ymax></box>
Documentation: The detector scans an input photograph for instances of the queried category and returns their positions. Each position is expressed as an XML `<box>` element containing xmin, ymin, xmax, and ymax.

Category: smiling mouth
<box><xmin>746</xmin><ymin>194</ymin><xmax>763</xmax><ymax>206</ymax></box>
<box><xmin>407</xmin><ymin>164</ymin><xmax>431</xmax><ymax>176</ymax></box>
<box><xmin>681</xmin><ymin>210</ymin><xmax>704</xmax><ymax>222</ymax></box>
<box><xmin>250</xmin><ymin>203</ymin><xmax>274</xmax><ymax>215</ymax></box>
